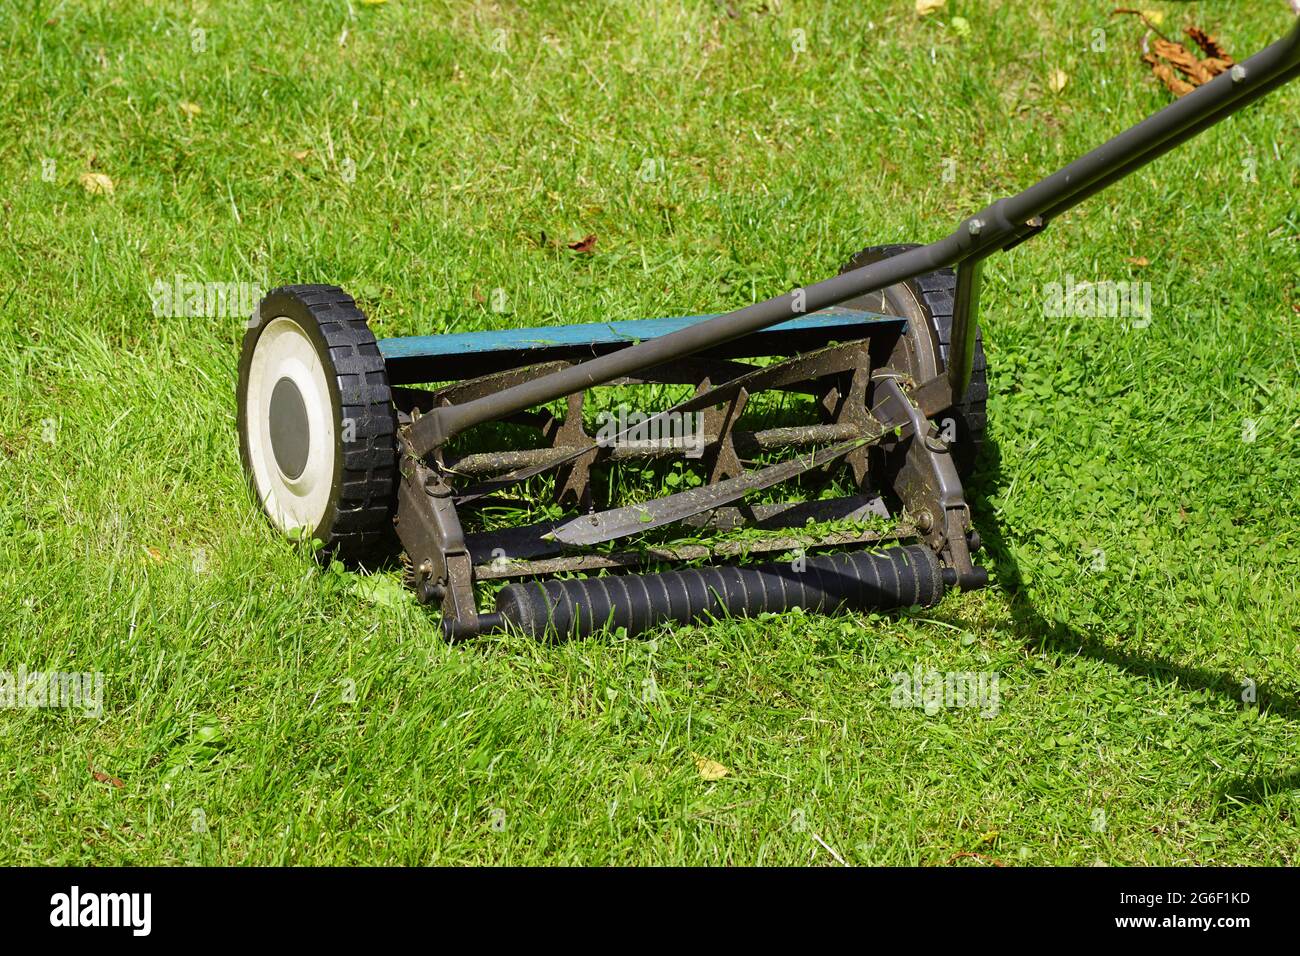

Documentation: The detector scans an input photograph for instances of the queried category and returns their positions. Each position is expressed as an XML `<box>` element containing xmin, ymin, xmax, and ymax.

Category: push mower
<box><xmin>237</xmin><ymin>21</ymin><xmax>1300</xmax><ymax>640</ymax></box>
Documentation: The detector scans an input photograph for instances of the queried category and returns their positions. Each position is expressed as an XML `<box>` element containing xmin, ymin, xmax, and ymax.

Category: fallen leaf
<box><xmin>694</xmin><ymin>755</ymin><xmax>729</xmax><ymax>781</ymax></box>
<box><xmin>1152</xmin><ymin>38</ymin><xmax>1213</xmax><ymax>84</ymax></box>
<box><xmin>178</xmin><ymin>101</ymin><xmax>202</xmax><ymax>118</ymax></box>
<box><xmin>290</xmin><ymin>149</ymin><xmax>310</xmax><ymax>161</ymax></box>
<box><xmin>79</xmin><ymin>172</ymin><xmax>114</xmax><ymax>195</ymax></box>
<box><xmin>88</xmin><ymin>758</ymin><xmax>123</xmax><ymax>788</ymax></box>
<box><xmin>1048</xmin><ymin>68</ymin><xmax>1069</xmax><ymax>93</ymax></box>
<box><xmin>1200</xmin><ymin>56</ymin><xmax>1233</xmax><ymax>77</ymax></box>
<box><xmin>915</xmin><ymin>0</ymin><xmax>946</xmax><ymax>15</ymax></box>
<box><xmin>1142</xmin><ymin>52</ymin><xmax>1195</xmax><ymax>96</ymax></box>
<box><xmin>1185</xmin><ymin>26</ymin><xmax>1232</xmax><ymax>63</ymax></box>
<box><xmin>1125</xmin><ymin>256</ymin><xmax>1150</xmax><ymax>267</ymax></box>
<box><xmin>568</xmin><ymin>233</ymin><xmax>597</xmax><ymax>254</ymax></box>
<box><xmin>1137</xmin><ymin>26</ymin><xmax>1234</xmax><ymax>98</ymax></box>
<box><xmin>145</xmin><ymin>546</ymin><xmax>165</xmax><ymax>564</ymax></box>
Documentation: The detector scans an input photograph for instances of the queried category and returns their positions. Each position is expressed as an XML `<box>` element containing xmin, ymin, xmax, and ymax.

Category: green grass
<box><xmin>1</xmin><ymin>0</ymin><xmax>1298</xmax><ymax>865</ymax></box>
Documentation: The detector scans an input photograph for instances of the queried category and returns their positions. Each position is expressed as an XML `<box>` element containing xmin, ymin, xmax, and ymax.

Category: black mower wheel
<box><xmin>237</xmin><ymin>284</ymin><xmax>397</xmax><ymax>563</ymax></box>
<box><xmin>839</xmin><ymin>244</ymin><xmax>988</xmax><ymax>476</ymax></box>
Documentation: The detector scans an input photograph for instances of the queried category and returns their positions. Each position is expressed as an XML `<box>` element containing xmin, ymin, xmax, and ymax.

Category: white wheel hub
<box><xmin>243</xmin><ymin>317</ymin><xmax>336</xmax><ymax>536</ymax></box>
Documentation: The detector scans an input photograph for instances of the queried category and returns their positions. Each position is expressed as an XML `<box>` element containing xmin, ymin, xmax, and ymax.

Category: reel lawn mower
<box><xmin>237</xmin><ymin>22</ymin><xmax>1300</xmax><ymax>641</ymax></box>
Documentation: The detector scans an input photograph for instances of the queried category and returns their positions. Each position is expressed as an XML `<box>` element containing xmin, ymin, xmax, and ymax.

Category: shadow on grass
<box><xmin>970</xmin><ymin>438</ymin><xmax>1300</xmax><ymax>808</ymax></box>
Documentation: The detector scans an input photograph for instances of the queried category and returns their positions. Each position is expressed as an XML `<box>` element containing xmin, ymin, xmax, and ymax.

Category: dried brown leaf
<box><xmin>1199</xmin><ymin>57</ymin><xmax>1232</xmax><ymax>79</ymax></box>
<box><xmin>88</xmin><ymin>758</ymin><xmax>124</xmax><ymax>788</ymax></box>
<box><xmin>567</xmin><ymin>234</ymin><xmax>597</xmax><ymax>254</ymax></box>
<box><xmin>1151</xmin><ymin>38</ymin><xmax>1213</xmax><ymax>86</ymax></box>
<box><xmin>1143</xmin><ymin>53</ymin><xmax>1195</xmax><ymax>96</ymax></box>
<box><xmin>1139</xmin><ymin>25</ymin><xmax>1236</xmax><ymax>99</ymax></box>
<box><xmin>1185</xmin><ymin>26</ymin><xmax>1232</xmax><ymax>64</ymax></box>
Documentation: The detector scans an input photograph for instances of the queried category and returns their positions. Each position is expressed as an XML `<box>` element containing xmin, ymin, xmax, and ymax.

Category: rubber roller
<box><xmin>492</xmin><ymin>544</ymin><xmax>945</xmax><ymax>639</ymax></box>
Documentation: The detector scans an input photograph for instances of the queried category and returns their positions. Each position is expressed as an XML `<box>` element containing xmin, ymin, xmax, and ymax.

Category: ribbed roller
<box><xmin>494</xmin><ymin>544</ymin><xmax>945</xmax><ymax>639</ymax></box>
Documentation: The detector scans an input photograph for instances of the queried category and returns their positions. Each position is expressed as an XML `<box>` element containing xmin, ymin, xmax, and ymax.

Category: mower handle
<box><xmin>409</xmin><ymin>19</ymin><xmax>1300</xmax><ymax>457</ymax></box>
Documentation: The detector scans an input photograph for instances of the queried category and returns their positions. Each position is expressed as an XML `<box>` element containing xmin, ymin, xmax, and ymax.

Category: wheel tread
<box><xmin>246</xmin><ymin>284</ymin><xmax>397</xmax><ymax>561</ymax></box>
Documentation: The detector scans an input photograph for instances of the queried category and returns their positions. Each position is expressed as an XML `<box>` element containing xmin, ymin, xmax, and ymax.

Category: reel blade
<box><xmin>453</xmin><ymin>340</ymin><xmax>867</xmax><ymax>504</ymax></box>
<box><xmin>547</xmin><ymin>437</ymin><xmax>872</xmax><ymax>546</ymax></box>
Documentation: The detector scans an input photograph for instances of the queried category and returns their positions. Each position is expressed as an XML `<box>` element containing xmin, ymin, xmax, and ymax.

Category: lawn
<box><xmin>1</xmin><ymin>0</ymin><xmax>1297</xmax><ymax>865</ymax></box>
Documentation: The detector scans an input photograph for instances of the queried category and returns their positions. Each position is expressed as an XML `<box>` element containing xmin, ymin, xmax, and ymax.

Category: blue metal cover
<box><xmin>378</xmin><ymin>306</ymin><xmax>902</xmax><ymax>361</ymax></box>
